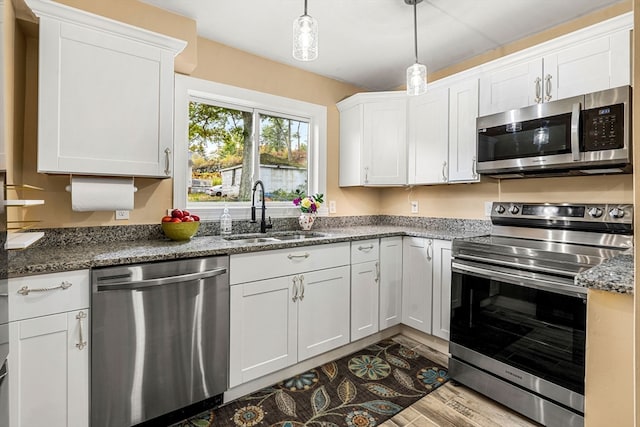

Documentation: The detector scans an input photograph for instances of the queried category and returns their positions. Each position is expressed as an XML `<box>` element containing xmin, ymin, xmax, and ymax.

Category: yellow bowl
<box><xmin>162</xmin><ymin>221</ymin><xmax>200</xmax><ymax>241</ymax></box>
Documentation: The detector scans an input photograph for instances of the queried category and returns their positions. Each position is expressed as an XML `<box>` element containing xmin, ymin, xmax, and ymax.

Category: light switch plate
<box><xmin>329</xmin><ymin>200</ymin><xmax>336</xmax><ymax>214</ymax></box>
<box><xmin>484</xmin><ymin>201</ymin><xmax>493</xmax><ymax>217</ymax></box>
<box><xmin>410</xmin><ymin>201</ymin><xmax>419</xmax><ymax>213</ymax></box>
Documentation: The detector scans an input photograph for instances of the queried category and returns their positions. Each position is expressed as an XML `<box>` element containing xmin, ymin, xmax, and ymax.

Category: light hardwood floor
<box><xmin>387</xmin><ymin>335</ymin><xmax>542</xmax><ymax>427</ymax></box>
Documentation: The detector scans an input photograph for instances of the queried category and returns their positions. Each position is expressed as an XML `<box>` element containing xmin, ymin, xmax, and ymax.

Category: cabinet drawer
<box><xmin>9</xmin><ymin>270</ymin><xmax>90</xmax><ymax>322</ymax></box>
<box><xmin>230</xmin><ymin>242</ymin><xmax>350</xmax><ymax>284</ymax></box>
<box><xmin>351</xmin><ymin>239</ymin><xmax>379</xmax><ymax>264</ymax></box>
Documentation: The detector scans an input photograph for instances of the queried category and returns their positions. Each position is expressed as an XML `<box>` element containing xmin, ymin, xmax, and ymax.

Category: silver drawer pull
<box><xmin>358</xmin><ymin>244</ymin><xmax>374</xmax><ymax>251</ymax></box>
<box><xmin>76</xmin><ymin>311</ymin><xmax>87</xmax><ymax>350</ymax></box>
<box><xmin>292</xmin><ymin>276</ymin><xmax>299</xmax><ymax>302</ymax></box>
<box><xmin>287</xmin><ymin>253</ymin><xmax>310</xmax><ymax>260</ymax></box>
<box><xmin>299</xmin><ymin>275</ymin><xmax>305</xmax><ymax>301</ymax></box>
<box><xmin>17</xmin><ymin>281</ymin><xmax>72</xmax><ymax>296</ymax></box>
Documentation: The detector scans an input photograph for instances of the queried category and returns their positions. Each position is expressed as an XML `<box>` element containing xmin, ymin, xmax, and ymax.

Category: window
<box><xmin>174</xmin><ymin>75</ymin><xmax>327</xmax><ymax>220</ymax></box>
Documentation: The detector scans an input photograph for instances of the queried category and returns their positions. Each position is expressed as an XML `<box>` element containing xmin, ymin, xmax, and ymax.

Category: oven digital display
<box><xmin>521</xmin><ymin>205</ymin><xmax>585</xmax><ymax>217</ymax></box>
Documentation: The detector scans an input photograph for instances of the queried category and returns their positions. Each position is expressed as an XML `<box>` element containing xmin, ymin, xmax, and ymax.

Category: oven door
<box><xmin>476</xmin><ymin>95</ymin><xmax>583</xmax><ymax>174</ymax></box>
<box><xmin>450</xmin><ymin>259</ymin><xmax>586</xmax><ymax>414</ymax></box>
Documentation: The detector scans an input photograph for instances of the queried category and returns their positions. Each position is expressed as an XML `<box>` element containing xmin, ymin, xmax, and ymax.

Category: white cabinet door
<box><xmin>432</xmin><ymin>240</ymin><xmax>452</xmax><ymax>341</ymax></box>
<box><xmin>32</xmin><ymin>3</ymin><xmax>184</xmax><ymax>177</ymax></box>
<box><xmin>401</xmin><ymin>237</ymin><xmax>433</xmax><ymax>334</ymax></box>
<box><xmin>363</xmin><ymin>99</ymin><xmax>407</xmax><ymax>185</ymax></box>
<box><xmin>9</xmin><ymin>310</ymin><xmax>89</xmax><ymax>427</ymax></box>
<box><xmin>408</xmin><ymin>87</ymin><xmax>449</xmax><ymax>185</ymax></box>
<box><xmin>350</xmin><ymin>261</ymin><xmax>379</xmax><ymax>341</ymax></box>
<box><xmin>338</xmin><ymin>93</ymin><xmax>407</xmax><ymax>187</ymax></box>
<box><xmin>448</xmin><ymin>79</ymin><xmax>480</xmax><ymax>183</ymax></box>
<box><xmin>479</xmin><ymin>59</ymin><xmax>543</xmax><ymax>116</ymax></box>
<box><xmin>379</xmin><ymin>236</ymin><xmax>403</xmax><ymax>329</ymax></box>
<box><xmin>298</xmin><ymin>266</ymin><xmax>351</xmax><ymax>361</ymax></box>
<box><xmin>229</xmin><ymin>276</ymin><xmax>297</xmax><ymax>387</ymax></box>
<box><xmin>543</xmin><ymin>30</ymin><xmax>630</xmax><ymax>103</ymax></box>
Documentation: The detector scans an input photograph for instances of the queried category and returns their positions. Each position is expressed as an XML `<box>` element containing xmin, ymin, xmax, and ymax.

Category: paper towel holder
<box><xmin>65</xmin><ymin>176</ymin><xmax>139</xmax><ymax>193</ymax></box>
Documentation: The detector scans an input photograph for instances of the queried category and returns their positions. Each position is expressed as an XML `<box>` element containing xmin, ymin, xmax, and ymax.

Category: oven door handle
<box><xmin>452</xmin><ymin>260</ymin><xmax>587</xmax><ymax>299</ymax></box>
<box><xmin>570</xmin><ymin>101</ymin><xmax>581</xmax><ymax>161</ymax></box>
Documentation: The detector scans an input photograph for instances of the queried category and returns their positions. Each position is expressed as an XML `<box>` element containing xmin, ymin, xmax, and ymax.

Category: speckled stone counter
<box><xmin>575</xmin><ymin>251</ymin><xmax>634</xmax><ymax>294</ymax></box>
<box><xmin>8</xmin><ymin>217</ymin><xmax>490</xmax><ymax>277</ymax></box>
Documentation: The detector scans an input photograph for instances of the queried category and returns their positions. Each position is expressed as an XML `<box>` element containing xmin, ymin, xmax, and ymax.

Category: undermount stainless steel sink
<box><xmin>224</xmin><ymin>232</ymin><xmax>328</xmax><ymax>244</ymax></box>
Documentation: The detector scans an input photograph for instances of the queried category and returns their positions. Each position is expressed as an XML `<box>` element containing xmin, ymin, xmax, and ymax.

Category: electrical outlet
<box><xmin>410</xmin><ymin>200</ymin><xmax>419</xmax><ymax>213</ymax></box>
<box><xmin>484</xmin><ymin>201</ymin><xmax>493</xmax><ymax>217</ymax></box>
<box><xmin>115</xmin><ymin>210</ymin><xmax>130</xmax><ymax>220</ymax></box>
<box><xmin>329</xmin><ymin>200</ymin><xmax>337</xmax><ymax>214</ymax></box>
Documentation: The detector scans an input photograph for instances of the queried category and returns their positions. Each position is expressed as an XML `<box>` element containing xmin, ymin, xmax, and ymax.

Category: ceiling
<box><xmin>139</xmin><ymin>0</ymin><xmax>627</xmax><ymax>91</ymax></box>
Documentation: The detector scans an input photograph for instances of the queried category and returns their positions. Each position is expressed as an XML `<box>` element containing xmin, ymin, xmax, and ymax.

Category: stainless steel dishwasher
<box><xmin>91</xmin><ymin>256</ymin><xmax>229</xmax><ymax>427</ymax></box>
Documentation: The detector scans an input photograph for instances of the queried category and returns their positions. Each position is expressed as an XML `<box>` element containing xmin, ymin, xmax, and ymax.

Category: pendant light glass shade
<box><xmin>407</xmin><ymin>63</ymin><xmax>427</xmax><ymax>96</ymax></box>
<box><xmin>293</xmin><ymin>1</ymin><xmax>318</xmax><ymax>61</ymax></box>
<box><xmin>406</xmin><ymin>0</ymin><xmax>427</xmax><ymax>96</ymax></box>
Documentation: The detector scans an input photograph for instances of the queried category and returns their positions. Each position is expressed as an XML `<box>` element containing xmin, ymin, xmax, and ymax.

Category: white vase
<box><xmin>298</xmin><ymin>213</ymin><xmax>315</xmax><ymax>231</ymax></box>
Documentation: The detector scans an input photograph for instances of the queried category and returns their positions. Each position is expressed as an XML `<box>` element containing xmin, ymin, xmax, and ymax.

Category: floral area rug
<box><xmin>174</xmin><ymin>339</ymin><xmax>449</xmax><ymax>427</ymax></box>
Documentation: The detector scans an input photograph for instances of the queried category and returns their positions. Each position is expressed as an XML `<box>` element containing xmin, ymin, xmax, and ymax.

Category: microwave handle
<box><xmin>570</xmin><ymin>102</ymin><xmax>581</xmax><ymax>161</ymax></box>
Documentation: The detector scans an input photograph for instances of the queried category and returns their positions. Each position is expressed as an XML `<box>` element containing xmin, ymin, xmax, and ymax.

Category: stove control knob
<box><xmin>610</xmin><ymin>208</ymin><xmax>625</xmax><ymax>219</ymax></box>
<box><xmin>508</xmin><ymin>205</ymin><xmax>520</xmax><ymax>215</ymax></box>
<box><xmin>494</xmin><ymin>205</ymin><xmax>505</xmax><ymax>214</ymax></box>
<box><xmin>588</xmin><ymin>207</ymin><xmax>603</xmax><ymax>218</ymax></box>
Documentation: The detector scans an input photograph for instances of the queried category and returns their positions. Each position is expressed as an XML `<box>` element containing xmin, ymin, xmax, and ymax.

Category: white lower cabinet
<box><xmin>229</xmin><ymin>243</ymin><xmax>350</xmax><ymax>388</ymax></box>
<box><xmin>379</xmin><ymin>236</ymin><xmax>403</xmax><ymax>329</ymax></box>
<box><xmin>431</xmin><ymin>240</ymin><xmax>453</xmax><ymax>340</ymax></box>
<box><xmin>401</xmin><ymin>237</ymin><xmax>433</xmax><ymax>334</ymax></box>
<box><xmin>401</xmin><ymin>237</ymin><xmax>453</xmax><ymax>338</ymax></box>
<box><xmin>350</xmin><ymin>239</ymin><xmax>380</xmax><ymax>341</ymax></box>
<box><xmin>8</xmin><ymin>270</ymin><xmax>90</xmax><ymax>427</ymax></box>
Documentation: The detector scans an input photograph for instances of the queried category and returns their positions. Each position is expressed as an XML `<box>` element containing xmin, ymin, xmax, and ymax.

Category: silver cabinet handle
<box><xmin>426</xmin><ymin>240</ymin><xmax>433</xmax><ymax>261</ymax></box>
<box><xmin>76</xmin><ymin>311</ymin><xmax>87</xmax><ymax>350</ymax></box>
<box><xmin>472</xmin><ymin>156</ymin><xmax>478</xmax><ymax>179</ymax></box>
<box><xmin>441</xmin><ymin>161</ymin><xmax>448</xmax><ymax>182</ymax></box>
<box><xmin>292</xmin><ymin>276</ymin><xmax>299</xmax><ymax>302</ymax></box>
<box><xmin>287</xmin><ymin>253</ymin><xmax>310</xmax><ymax>260</ymax></box>
<box><xmin>375</xmin><ymin>261</ymin><xmax>380</xmax><ymax>283</ymax></box>
<box><xmin>534</xmin><ymin>77</ymin><xmax>542</xmax><ymax>103</ymax></box>
<box><xmin>358</xmin><ymin>244</ymin><xmax>374</xmax><ymax>251</ymax></box>
<box><xmin>164</xmin><ymin>147</ymin><xmax>172</xmax><ymax>176</ymax></box>
<box><xmin>299</xmin><ymin>275</ymin><xmax>305</xmax><ymax>301</ymax></box>
<box><xmin>544</xmin><ymin>74</ymin><xmax>552</xmax><ymax>102</ymax></box>
<box><xmin>364</xmin><ymin>166</ymin><xmax>369</xmax><ymax>184</ymax></box>
<box><xmin>17</xmin><ymin>281</ymin><xmax>72</xmax><ymax>296</ymax></box>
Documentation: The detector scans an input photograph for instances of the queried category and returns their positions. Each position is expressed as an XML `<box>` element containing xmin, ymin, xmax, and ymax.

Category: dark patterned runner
<box><xmin>174</xmin><ymin>339</ymin><xmax>449</xmax><ymax>427</ymax></box>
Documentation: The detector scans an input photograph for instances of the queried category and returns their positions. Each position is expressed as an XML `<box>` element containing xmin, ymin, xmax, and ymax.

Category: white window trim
<box><xmin>174</xmin><ymin>74</ymin><xmax>328</xmax><ymax>221</ymax></box>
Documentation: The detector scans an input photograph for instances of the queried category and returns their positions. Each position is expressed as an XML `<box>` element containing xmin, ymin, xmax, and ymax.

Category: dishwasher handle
<box><xmin>96</xmin><ymin>267</ymin><xmax>227</xmax><ymax>292</ymax></box>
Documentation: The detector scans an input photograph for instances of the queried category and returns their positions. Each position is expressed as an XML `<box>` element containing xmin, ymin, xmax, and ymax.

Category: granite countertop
<box><xmin>8</xmin><ymin>225</ymin><xmax>485</xmax><ymax>277</ymax></box>
<box><xmin>575</xmin><ymin>250</ymin><xmax>634</xmax><ymax>294</ymax></box>
<box><xmin>9</xmin><ymin>220</ymin><xmax>634</xmax><ymax>294</ymax></box>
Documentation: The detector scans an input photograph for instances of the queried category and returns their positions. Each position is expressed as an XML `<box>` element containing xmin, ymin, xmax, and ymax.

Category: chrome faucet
<box><xmin>251</xmin><ymin>180</ymin><xmax>272</xmax><ymax>233</ymax></box>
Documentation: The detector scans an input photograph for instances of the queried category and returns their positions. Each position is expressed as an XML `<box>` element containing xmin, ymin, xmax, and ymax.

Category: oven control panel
<box><xmin>491</xmin><ymin>202</ymin><xmax>633</xmax><ymax>225</ymax></box>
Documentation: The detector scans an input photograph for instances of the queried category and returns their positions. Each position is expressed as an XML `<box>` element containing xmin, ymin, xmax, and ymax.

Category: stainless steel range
<box><xmin>449</xmin><ymin>202</ymin><xmax>633</xmax><ymax>427</ymax></box>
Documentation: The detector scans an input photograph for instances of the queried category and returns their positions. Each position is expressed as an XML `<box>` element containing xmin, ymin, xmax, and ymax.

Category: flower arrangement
<box><xmin>293</xmin><ymin>193</ymin><xmax>324</xmax><ymax>214</ymax></box>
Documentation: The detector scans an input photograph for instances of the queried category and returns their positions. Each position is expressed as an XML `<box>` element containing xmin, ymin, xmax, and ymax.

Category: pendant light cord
<box><xmin>413</xmin><ymin>1</ymin><xmax>419</xmax><ymax>64</ymax></box>
<box><xmin>304</xmin><ymin>0</ymin><xmax>308</xmax><ymax>16</ymax></box>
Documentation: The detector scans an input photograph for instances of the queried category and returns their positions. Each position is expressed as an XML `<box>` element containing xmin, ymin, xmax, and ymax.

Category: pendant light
<box><xmin>293</xmin><ymin>0</ymin><xmax>318</xmax><ymax>61</ymax></box>
<box><xmin>405</xmin><ymin>0</ymin><xmax>427</xmax><ymax>96</ymax></box>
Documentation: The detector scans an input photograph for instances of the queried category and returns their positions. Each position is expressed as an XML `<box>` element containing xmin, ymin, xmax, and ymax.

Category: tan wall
<box><xmin>14</xmin><ymin>0</ymin><xmax>635</xmax><ymax>227</ymax></box>
<box><xmin>585</xmin><ymin>290</ymin><xmax>634</xmax><ymax>427</ymax></box>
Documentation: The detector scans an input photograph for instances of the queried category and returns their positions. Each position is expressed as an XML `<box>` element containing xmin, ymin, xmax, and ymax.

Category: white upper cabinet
<box><xmin>408</xmin><ymin>87</ymin><xmax>449</xmax><ymax>185</ymax></box>
<box><xmin>26</xmin><ymin>0</ymin><xmax>186</xmax><ymax>177</ymax></box>
<box><xmin>338</xmin><ymin>92</ymin><xmax>407</xmax><ymax>186</ymax></box>
<box><xmin>479</xmin><ymin>16</ymin><xmax>631</xmax><ymax>116</ymax></box>
<box><xmin>448</xmin><ymin>79</ymin><xmax>480</xmax><ymax>183</ymax></box>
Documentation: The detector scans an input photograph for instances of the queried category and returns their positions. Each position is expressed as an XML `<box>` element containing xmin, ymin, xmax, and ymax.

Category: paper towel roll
<box><xmin>71</xmin><ymin>177</ymin><xmax>135</xmax><ymax>212</ymax></box>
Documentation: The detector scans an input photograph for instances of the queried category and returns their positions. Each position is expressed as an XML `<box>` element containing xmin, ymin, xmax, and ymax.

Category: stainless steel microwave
<box><xmin>476</xmin><ymin>86</ymin><xmax>631</xmax><ymax>178</ymax></box>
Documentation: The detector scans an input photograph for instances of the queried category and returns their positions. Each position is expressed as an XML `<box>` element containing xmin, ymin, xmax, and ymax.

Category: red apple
<box><xmin>191</xmin><ymin>215</ymin><xmax>200</xmax><ymax>221</ymax></box>
<box><xmin>171</xmin><ymin>209</ymin><xmax>184</xmax><ymax>219</ymax></box>
<box><xmin>161</xmin><ymin>215</ymin><xmax>172</xmax><ymax>223</ymax></box>
<box><xmin>170</xmin><ymin>217</ymin><xmax>182</xmax><ymax>223</ymax></box>
<box><xmin>182</xmin><ymin>209</ymin><xmax>191</xmax><ymax>217</ymax></box>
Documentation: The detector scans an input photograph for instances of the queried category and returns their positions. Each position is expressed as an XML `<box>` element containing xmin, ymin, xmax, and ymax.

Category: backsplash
<box><xmin>28</xmin><ymin>215</ymin><xmax>490</xmax><ymax>248</ymax></box>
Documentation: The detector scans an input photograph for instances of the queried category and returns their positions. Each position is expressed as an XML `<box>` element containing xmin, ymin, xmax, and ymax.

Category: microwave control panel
<box><xmin>582</xmin><ymin>103</ymin><xmax>625</xmax><ymax>151</ymax></box>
